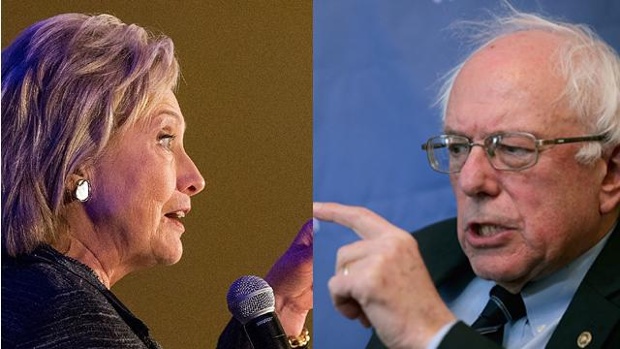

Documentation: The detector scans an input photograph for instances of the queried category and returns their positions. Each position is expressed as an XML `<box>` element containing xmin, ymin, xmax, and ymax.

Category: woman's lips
<box><xmin>164</xmin><ymin>211</ymin><xmax>186</xmax><ymax>231</ymax></box>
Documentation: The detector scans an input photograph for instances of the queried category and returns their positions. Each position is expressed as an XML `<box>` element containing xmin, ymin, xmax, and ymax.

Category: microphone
<box><xmin>227</xmin><ymin>275</ymin><xmax>290</xmax><ymax>349</ymax></box>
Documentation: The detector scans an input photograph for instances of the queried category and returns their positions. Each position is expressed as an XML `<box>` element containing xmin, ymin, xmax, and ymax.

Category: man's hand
<box><xmin>314</xmin><ymin>202</ymin><xmax>455</xmax><ymax>349</ymax></box>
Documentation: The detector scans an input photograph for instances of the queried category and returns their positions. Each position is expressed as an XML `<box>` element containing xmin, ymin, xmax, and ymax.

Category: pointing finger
<box><xmin>313</xmin><ymin>202</ymin><xmax>400</xmax><ymax>240</ymax></box>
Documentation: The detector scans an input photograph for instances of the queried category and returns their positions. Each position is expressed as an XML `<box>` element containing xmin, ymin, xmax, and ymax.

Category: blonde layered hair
<box><xmin>1</xmin><ymin>13</ymin><xmax>180</xmax><ymax>256</ymax></box>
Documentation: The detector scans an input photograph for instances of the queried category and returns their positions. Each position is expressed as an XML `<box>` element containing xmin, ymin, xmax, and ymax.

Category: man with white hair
<box><xmin>314</xmin><ymin>8</ymin><xmax>620</xmax><ymax>349</ymax></box>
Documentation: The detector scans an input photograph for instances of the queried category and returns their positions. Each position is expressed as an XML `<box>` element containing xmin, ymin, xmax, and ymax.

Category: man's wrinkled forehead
<box><xmin>444</xmin><ymin>30</ymin><xmax>573</xmax><ymax>135</ymax></box>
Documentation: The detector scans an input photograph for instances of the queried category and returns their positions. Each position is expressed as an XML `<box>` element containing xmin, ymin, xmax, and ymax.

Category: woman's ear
<box><xmin>600</xmin><ymin>146</ymin><xmax>620</xmax><ymax>214</ymax></box>
<box><xmin>66</xmin><ymin>167</ymin><xmax>93</xmax><ymax>203</ymax></box>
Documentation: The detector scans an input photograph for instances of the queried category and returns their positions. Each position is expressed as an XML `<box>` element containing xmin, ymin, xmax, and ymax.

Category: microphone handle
<box><xmin>243</xmin><ymin>312</ymin><xmax>290</xmax><ymax>349</ymax></box>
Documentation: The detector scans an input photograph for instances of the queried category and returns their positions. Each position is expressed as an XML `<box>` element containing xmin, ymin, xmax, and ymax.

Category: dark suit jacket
<box><xmin>367</xmin><ymin>219</ymin><xmax>620</xmax><ymax>349</ymax></box>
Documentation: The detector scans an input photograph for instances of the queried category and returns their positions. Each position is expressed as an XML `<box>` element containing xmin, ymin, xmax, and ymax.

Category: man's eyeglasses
<box><xmin>421</xmin><ymin>132</ymin><xmax>607</xmax><ymax>174</ymax></box>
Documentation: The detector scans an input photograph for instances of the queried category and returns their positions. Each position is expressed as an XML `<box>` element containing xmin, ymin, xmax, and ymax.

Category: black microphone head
<box><xmin>227</xmin><ymin>275</ymin><xmax>276</xmax><ymax>325</ymax></box>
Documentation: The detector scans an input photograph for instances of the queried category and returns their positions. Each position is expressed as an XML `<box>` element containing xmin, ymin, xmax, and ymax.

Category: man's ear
<box><xmin>600</xmin><ymin>146</ymin><xmax>620</xmax><ymax>214</ymax></box>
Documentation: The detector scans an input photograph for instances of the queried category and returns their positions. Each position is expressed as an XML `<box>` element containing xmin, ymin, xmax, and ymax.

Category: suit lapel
<box><xmin>546</xmin><ymin>223</ymin><xmax>620</xmax><ymax>348</ymax></box>
<box><xmin>414</xmin><ymin>218</ymin><xmax>472</xmax><ymax>286</ymax></box>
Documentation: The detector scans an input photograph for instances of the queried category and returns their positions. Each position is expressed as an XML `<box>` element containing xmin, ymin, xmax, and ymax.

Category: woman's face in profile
<box><xmin>85</xmin><ymin>90</ymin><xmax>205</xmax><ymax>270</ymax></box>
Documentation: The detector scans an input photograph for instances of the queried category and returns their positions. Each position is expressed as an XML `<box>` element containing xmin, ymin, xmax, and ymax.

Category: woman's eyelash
<box><xmin>158</xmin><ymin>133</ymin><xmax>176</xmax><ymax>149</ymax></box>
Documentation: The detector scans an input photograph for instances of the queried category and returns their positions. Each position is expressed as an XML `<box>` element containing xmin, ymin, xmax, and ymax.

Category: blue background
<box><xmin>313</xmin><ymin>1</ymin><xmax>620</xmax><ymax>347</ymax></box>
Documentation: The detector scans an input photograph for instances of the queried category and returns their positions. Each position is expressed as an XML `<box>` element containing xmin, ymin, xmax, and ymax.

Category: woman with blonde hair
<box><xmin>2</xmin><ymin>13</ymin><xmax>312</xmax><ymax>348</ymax></box>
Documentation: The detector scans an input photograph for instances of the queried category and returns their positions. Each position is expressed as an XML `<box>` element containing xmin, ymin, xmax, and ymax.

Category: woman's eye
<box><xmin>158</xmin><ymin>134</ymin><xmax>176</xmax><ymax>150</ymax></box>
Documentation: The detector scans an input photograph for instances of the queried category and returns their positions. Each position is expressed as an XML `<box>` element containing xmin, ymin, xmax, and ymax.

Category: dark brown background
<box><xmin>2</xmin><ymin>1</ymin><xmax>312</xmax><ymax>348</ymax></box>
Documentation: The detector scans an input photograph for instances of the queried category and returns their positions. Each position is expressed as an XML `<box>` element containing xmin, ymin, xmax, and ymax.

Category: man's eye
<box><xmin>158</xmin><ymin>134</ymin><xmax>175</xmax><ymax>150</ymax></box>
<box><xmin>448</xmin><ymin>143</ymin><xmax>469</xmax><ymax>156</ymax></box>
<box><xmin>497</xmin><ymin>144</ymin><xmax>534</xmax><ymax>156</ymax></box>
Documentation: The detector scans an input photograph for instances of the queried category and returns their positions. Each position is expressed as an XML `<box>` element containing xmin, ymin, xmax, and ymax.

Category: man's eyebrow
<box><xmin>443</xmin><ymin>127</ymin><xmax>466</xmax><ymax>136</ymax></box>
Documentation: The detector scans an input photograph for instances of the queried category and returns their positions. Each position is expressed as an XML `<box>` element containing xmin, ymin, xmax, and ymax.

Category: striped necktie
<box><xmin>471</xmin><ymin>285</ymin><xmax>526</xmax><ymax>345</ymax></box>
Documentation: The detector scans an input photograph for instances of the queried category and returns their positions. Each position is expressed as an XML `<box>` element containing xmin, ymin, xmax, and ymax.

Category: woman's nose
<box><xmin>178</xmin><ymin>152</ymin><xmax>206</xmax><ymax>196</ymax></box>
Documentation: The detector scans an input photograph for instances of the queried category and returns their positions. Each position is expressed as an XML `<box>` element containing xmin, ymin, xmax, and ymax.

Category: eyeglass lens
<box><xmin>427</xmin><ymin>133</ymin><xmax>539</xmax><ymax>173</ymax></box>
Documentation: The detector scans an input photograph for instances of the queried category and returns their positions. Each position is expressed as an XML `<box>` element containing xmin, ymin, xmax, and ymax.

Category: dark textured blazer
<box><xmin>2</xmin><ymin>246</ymin><xmax>165</xmax><ymax>348</ymax></box>
<box><xmin>1</xmin><ymin>245</ymin><xmax>246</xmax><ymax>348</ymax></box>
<box><xmin>367</xmin><ymin>218</ymin><xmax>620</xmax><ymax>349</ymax></box>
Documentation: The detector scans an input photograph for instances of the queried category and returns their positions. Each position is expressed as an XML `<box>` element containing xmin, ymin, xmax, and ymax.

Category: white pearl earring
<box><xmin>74</xmin><ymin>179</ymin><xmax>91</xmax><ymax>202</ymax></box>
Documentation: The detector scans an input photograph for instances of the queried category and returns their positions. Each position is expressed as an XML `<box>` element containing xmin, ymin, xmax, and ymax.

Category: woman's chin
<box><xmin>152</xmin><ymin>241</ymin><xmax>184</xmax><ymax>266</ymax></box>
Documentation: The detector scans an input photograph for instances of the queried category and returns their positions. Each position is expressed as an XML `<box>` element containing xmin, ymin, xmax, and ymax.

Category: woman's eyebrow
<box><xmin>155</xmin><ymin>109</ymin><xmax>186</xmax><ymax>131</ymax></box>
